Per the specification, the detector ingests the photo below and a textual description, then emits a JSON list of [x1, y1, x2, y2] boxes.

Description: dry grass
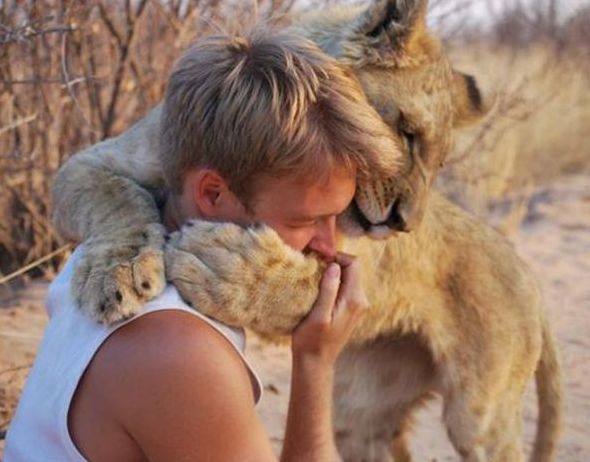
[[0, 0, 294, 284], [438, 41, 590, 231]]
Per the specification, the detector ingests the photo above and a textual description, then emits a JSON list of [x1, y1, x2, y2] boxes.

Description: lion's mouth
[[350, 199, 374, 232], [350, 198, 406, 233]]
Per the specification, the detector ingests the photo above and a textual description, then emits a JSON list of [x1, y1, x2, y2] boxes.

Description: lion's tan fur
[[335, 192, 559, 461], [52, 1, 562, 460]]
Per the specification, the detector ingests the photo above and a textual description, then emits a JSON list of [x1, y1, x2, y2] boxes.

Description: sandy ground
[[1, 175, 588, 460]]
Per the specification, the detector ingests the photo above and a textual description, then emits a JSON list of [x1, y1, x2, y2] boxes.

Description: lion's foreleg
[[52, 107, 168, 322], [54, 154, 167, 322], [443, 385, 526, 462], [333, 338, 435, 462]]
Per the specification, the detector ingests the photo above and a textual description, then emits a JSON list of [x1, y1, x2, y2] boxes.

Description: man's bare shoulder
[[93, 309, 255, 407], [70, 309, 273, 461]]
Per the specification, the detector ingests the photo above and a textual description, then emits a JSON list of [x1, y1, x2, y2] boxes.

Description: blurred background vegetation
[[0, 0, 589, 286]]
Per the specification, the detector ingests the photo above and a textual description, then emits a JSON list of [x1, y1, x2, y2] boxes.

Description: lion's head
[[295, 0, 492, 238]]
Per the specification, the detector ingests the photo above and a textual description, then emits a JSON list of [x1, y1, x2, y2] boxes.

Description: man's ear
[[452, 71, 495, 127], [192, 169, 229, 218]]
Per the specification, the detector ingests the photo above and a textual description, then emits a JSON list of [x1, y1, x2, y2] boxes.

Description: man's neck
[[162, 194, 191, 233]]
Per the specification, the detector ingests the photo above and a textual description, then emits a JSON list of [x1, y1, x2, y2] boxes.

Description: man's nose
[[307, 218, 337, 261]]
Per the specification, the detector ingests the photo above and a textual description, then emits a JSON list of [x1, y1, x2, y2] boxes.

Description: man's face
[[183, 165, 356, 261], [247, 167, 356, 261]]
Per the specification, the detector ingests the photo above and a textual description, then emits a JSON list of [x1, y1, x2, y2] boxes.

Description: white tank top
[[4, 246, 262, 461]]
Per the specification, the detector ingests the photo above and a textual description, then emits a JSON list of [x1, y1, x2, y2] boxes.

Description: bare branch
[[0, 114, 37, 137], [0, 245, 71, 286], [97, 3, 123, 48], [0, 23, 75, 46], [60, 32, 97, 133], [101, 0, 148, 137], [1, 76, 96, 85]]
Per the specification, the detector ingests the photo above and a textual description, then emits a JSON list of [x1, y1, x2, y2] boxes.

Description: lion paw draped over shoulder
[[165, 220, 323, 338], [71, 223, 167, 324]]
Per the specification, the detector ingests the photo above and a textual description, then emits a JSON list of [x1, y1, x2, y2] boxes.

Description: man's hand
[[282, 253, 368, 462], [292, 253, 369, 366]]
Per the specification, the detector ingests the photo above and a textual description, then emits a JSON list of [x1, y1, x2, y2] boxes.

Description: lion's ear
[[452, 71, 495, 127], [354, 0, 429, 50]]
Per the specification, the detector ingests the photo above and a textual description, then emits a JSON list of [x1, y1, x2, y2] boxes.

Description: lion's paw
[[165, 220, 323, 337], [72, 223, 166, 323]]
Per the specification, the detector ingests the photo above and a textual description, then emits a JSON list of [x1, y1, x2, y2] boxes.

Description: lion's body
[[51, 1, 562, 460], [333, 192, 561, 461]]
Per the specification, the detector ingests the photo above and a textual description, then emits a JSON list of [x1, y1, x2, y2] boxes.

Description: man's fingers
[[336, 256, 362, 302], [334, 252, 355, 268], [307, 263, 341, 323], [334, 257, 369, 319]]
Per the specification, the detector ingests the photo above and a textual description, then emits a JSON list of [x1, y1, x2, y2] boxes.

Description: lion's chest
[[334, 333, 439, 426], [341, 239, 445, 343]]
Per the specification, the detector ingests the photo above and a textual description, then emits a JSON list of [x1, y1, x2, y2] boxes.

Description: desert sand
[[1, 175, 588, 460]]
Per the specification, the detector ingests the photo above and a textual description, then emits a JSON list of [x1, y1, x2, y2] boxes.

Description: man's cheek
[[275, 227, 312, 253]]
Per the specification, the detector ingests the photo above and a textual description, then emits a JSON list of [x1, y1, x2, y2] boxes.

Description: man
[[6, 28, 398, 461]]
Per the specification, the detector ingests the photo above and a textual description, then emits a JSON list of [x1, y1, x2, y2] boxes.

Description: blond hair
[[160, 28, 399, 200]]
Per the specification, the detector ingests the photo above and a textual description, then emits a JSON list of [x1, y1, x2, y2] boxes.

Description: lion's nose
[[386, 198, 408, 232]]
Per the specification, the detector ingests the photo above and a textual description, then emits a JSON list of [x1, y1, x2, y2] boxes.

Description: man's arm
[[282, 256, 367, 461], [70, 257, 366, 461], [70, 310, 277, 461]]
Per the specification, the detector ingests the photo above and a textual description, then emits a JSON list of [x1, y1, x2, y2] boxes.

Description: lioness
[[52, 0, 563, 461]]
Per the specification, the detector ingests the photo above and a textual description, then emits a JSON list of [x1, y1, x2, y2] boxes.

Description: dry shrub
[[432, 0, 590, 232], [0, 0, 296, 284], [1, 0, 588, 280], [438, 41, 590, 231], [562, 6, 590, 64]]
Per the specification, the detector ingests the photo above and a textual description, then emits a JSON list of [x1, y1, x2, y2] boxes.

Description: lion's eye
[[397, 116, 417, 157], [400, 129, 416, 157]]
